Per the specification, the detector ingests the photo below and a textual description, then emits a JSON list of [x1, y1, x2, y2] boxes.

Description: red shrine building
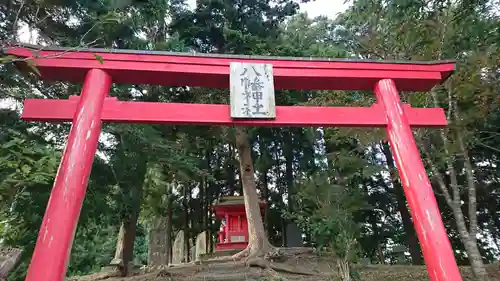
[[212, 196, 266, 251]]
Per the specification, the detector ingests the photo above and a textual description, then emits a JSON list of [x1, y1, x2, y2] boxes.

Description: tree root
[[264, 268, 290, 281], [67, 269, 121, 281], [246, 257, 315, 276], [231, 245, 315, 275], [230, 244, 316, 276], [0, 248, 22, 279], [231, 247, 250, 261]]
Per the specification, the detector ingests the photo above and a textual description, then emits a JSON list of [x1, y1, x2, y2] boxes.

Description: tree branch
[[424, 153, 454, 208], [454, 103, 478, 239], [430, 89, 461, 205]]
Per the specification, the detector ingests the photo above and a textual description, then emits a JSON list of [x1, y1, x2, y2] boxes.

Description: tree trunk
[[200, 175, 206, 228], [449, 198, 489, 279], [204, 147, 212, 253], [227, 145, 237, 195], [257, 139, 271, 235], [0, 248, 22, 279], [363, 182, 385, 264], [112, 177, 144, 276], [166, 197, 173, 264], [426, 148, 490, 281], [465, 237, 489, 280], [111, 134, 147, 276], [208, 206, 214, 253], [262, 170, 270, 235], [370, 217, 384, 264], [189, 196, 197, 255], [232, 127, 273, 261], [381, 141, 423, 265], [112, 212, 139, 276], [183, 186, 191, 263], [285, 131, 294, 213], [455, 129, 490, 280], [424, 90, 490, 281], [274, 147, 287, 246], [376, 245, 384, 264], [337, 259, 351, 281]]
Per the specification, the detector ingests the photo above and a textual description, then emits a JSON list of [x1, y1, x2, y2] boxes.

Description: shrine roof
[[213, 196, 266, 207], [5, 44, 456, 91], [5, 43, 456, 64]]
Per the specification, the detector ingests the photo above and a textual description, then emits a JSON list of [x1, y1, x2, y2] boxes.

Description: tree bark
[[208, 206, 214, 253], [455, 130, 490, 280], [110, 133, 147, 276], [227, 145, 237, 195], [112, 174, 144, 276], [204, 147, 212, 253], [425, 144, 490, 280], [0, 248, 22, 279], [370, 215, 384, 264], [258, 138, 271, 235], [232, 127, 274, 261], [112, 212, 139, 276], [285, 131, 294, 213], [262, 170, 270, 235], [166, 197, 173, 264], [183, 185, 191, 263], [423, 90, 490, 281], [431, 166, 490, 280], [200, 175, 206, 228], [274, 146, 287, 246], [381, 141, 423, 265]]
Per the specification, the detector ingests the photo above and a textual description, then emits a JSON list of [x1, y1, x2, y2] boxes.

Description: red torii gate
[[7, 44, 461, 281]]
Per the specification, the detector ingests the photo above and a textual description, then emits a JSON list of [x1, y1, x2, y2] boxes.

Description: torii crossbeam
[[6, 44, 461, 281]]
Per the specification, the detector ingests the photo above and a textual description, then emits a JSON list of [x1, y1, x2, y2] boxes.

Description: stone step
[[200, 249, 240, 259]]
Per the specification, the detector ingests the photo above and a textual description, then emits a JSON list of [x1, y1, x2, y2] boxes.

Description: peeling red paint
[[374, 79, 462, 281], [25, 69, 112, 281]]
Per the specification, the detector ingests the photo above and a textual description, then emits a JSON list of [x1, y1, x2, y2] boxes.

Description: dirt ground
[[69, 253, 500, 281]]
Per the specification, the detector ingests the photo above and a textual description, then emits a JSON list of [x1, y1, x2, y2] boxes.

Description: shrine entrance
[[7, 44, 460, 281]]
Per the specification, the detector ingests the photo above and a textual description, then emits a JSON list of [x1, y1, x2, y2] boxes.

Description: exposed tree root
[[67, 268, 121, 281], [264, 268, 290, 281], [231, 238, 274, 262], [231, 246, 250, 261], [154, 269, 172, 278], [0, 248, 22, 279], [247, 257, 315, 276], [230, 243, 316, 276]]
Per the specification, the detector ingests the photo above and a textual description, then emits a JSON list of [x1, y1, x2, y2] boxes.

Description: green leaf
[[93, 54, 104, 65], [100, 12, 120, 24], [25, 59, 40, 76], [21, 165, 31, 174], [0, 55, 18, 64]]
